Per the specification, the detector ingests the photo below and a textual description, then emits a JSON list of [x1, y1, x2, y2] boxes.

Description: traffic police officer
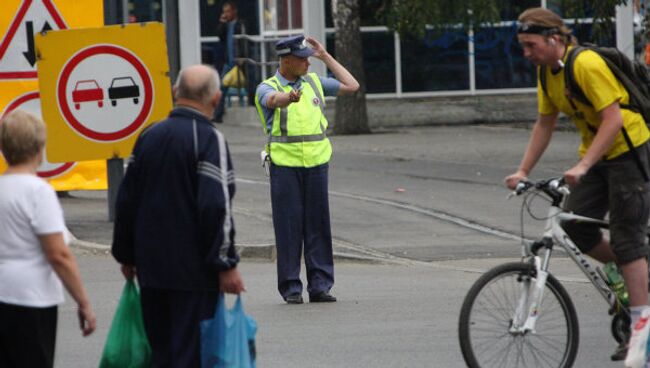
[[255, 35, 359, 304]]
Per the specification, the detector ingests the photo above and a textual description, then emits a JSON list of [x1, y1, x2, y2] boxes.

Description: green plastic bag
[[99, 280, 151, 368]]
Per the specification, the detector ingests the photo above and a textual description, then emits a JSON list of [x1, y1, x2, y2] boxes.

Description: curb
[[236, 243, 277, 260], [68, 230, 112, 254], [70, 236, 278, 261], [69, 231, 384, 263]]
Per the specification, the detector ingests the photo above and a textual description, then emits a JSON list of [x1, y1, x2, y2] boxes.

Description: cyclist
[[504, 7, 650, 362]]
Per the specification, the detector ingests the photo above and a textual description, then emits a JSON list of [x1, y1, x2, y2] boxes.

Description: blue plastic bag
[[201, 294, 257, 368]]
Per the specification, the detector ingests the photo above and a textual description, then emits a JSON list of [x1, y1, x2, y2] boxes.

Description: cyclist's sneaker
[[611, 342, 628, 361], [625, 308, 650, 367]]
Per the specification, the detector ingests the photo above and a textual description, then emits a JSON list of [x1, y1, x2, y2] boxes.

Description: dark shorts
[[562, 143, 650, 264]]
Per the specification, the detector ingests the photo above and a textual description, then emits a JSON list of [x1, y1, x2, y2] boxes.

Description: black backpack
[[540, 44, 650, 181]]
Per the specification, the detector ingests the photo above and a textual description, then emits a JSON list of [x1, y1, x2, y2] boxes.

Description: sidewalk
[[61, 108, 580, 263]]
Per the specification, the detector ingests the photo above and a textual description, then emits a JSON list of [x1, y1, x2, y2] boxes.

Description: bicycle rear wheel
[[458, 262, 579, 368]]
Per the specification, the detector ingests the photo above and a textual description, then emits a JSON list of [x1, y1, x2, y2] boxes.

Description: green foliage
[[379, 0, 631, 40], [377, 0, 504, 35], [550, 0, 628, 43]]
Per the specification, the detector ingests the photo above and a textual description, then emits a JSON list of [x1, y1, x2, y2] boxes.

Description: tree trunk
[[332, 0, 370, 135]]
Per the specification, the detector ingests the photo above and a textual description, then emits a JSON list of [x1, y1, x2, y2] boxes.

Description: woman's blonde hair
[[518, 7, 578, 46], [0, 110, 46, 165]]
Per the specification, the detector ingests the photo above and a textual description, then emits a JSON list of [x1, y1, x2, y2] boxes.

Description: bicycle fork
[[510, 254, 549, 335]]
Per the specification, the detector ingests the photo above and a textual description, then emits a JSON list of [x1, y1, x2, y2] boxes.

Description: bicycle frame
[[510, 202, 625, 334]]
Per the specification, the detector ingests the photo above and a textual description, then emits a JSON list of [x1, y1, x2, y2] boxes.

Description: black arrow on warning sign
[[22, 21, 52, 67], [23, 21, 36, 66]]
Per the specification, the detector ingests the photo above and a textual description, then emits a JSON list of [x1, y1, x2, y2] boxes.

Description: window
[[474, 25, 536, 89], [195, 0, 629, 98], [546, 1, 611, 18], [401, 30, 470, 92], [200, 0, 259, 37], [362, 32, 396, 93], [263, 0, 302, 32], [326, 31, 395, 93], [128, 0, 162, 23], [325, 0, 384, 28], [498, 0, 541, 21], [572, 22, 616, 46]]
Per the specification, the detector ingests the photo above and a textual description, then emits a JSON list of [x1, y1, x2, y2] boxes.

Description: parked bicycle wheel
[[458, 262, 579, 368]]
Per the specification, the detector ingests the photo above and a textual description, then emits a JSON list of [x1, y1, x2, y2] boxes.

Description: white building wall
[[302, 0, 326, 76]]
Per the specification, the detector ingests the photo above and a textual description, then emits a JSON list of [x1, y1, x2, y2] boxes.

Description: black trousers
[[140, 287, 219, 368], [0, 302, 58, 368]]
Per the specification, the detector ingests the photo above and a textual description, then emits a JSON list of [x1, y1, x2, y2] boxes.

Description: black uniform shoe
[[285, 294, 303, 304], [309, 292, 337, 303]]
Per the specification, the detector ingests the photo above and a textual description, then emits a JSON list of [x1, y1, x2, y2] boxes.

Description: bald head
[[174, 64, 221, 106]]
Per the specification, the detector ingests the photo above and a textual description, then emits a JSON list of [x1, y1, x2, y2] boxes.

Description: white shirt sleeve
[[30, 183, 66, 236]]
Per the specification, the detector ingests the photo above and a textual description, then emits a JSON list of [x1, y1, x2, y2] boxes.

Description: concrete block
[[237, 243, 276, 260]]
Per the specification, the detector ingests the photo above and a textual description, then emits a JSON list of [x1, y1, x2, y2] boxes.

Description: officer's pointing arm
[[267, 89, 300, 109], [305, 36, 359, 95]]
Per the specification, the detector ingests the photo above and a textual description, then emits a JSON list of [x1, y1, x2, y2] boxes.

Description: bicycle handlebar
[[510, 177, 570, 201]]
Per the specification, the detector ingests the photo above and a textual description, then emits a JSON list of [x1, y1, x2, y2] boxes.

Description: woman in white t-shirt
[[0, 110, 96, 367]]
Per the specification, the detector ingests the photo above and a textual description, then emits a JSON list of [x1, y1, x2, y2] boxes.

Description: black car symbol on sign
[[108, 76, 140, 107]]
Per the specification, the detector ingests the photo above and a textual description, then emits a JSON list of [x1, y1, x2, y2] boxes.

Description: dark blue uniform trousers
[[140, 287, 219, 368], [270, 163, 334, 298]]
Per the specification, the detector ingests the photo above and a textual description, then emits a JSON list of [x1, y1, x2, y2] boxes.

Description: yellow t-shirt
[[537, 47, 649, 159]]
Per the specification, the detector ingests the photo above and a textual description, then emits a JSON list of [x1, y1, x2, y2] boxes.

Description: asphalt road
[[56, 252, 615, 368], [56, 121, 625, 367]]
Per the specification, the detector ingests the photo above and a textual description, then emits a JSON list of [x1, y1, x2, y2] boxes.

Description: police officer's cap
[[275, 35, 314, 58]]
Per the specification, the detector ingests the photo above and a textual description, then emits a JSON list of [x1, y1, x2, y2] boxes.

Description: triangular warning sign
[[0, 0, 67, 80]]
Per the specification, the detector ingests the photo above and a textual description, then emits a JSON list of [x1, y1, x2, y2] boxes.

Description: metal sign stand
[[107, 157, 124, 222]]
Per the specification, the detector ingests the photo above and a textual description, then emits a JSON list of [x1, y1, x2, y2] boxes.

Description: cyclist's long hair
[[518, 7, 578, 46]]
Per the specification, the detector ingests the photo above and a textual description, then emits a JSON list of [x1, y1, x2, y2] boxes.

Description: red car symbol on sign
[[72, 80, 104, 110]]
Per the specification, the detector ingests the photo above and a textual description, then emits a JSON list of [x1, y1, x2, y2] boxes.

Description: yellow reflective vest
[[255, 72, 332, 168]]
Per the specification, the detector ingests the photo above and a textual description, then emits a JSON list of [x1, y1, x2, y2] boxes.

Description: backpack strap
[[564, 46, 649, 182], [564, 46, 590, 107], [539, 65, 548, 97], [565, 46, 641, 114], [620, 127, 649, 181]]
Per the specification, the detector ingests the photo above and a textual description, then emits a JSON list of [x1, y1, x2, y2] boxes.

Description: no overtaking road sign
[[36, 22, 172, 162]]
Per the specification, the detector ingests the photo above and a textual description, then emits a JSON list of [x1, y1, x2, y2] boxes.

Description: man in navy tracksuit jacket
[[112, 64, 245, 367]]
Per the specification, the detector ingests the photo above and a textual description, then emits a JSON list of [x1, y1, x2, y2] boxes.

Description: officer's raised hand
[[305, 36, 327, 59]]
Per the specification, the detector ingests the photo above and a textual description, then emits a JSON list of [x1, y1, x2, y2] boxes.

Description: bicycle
[[458, 177, 632, 368]]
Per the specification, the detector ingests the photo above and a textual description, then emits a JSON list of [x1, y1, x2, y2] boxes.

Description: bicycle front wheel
[[458, 262, 579, 368]]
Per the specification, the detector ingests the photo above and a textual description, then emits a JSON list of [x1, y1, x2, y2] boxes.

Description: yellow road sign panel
[[36, 22, 172, 162], [0, 80, 107, 190], [0, 0, 103, 79], [0, 0, 107, 190]]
